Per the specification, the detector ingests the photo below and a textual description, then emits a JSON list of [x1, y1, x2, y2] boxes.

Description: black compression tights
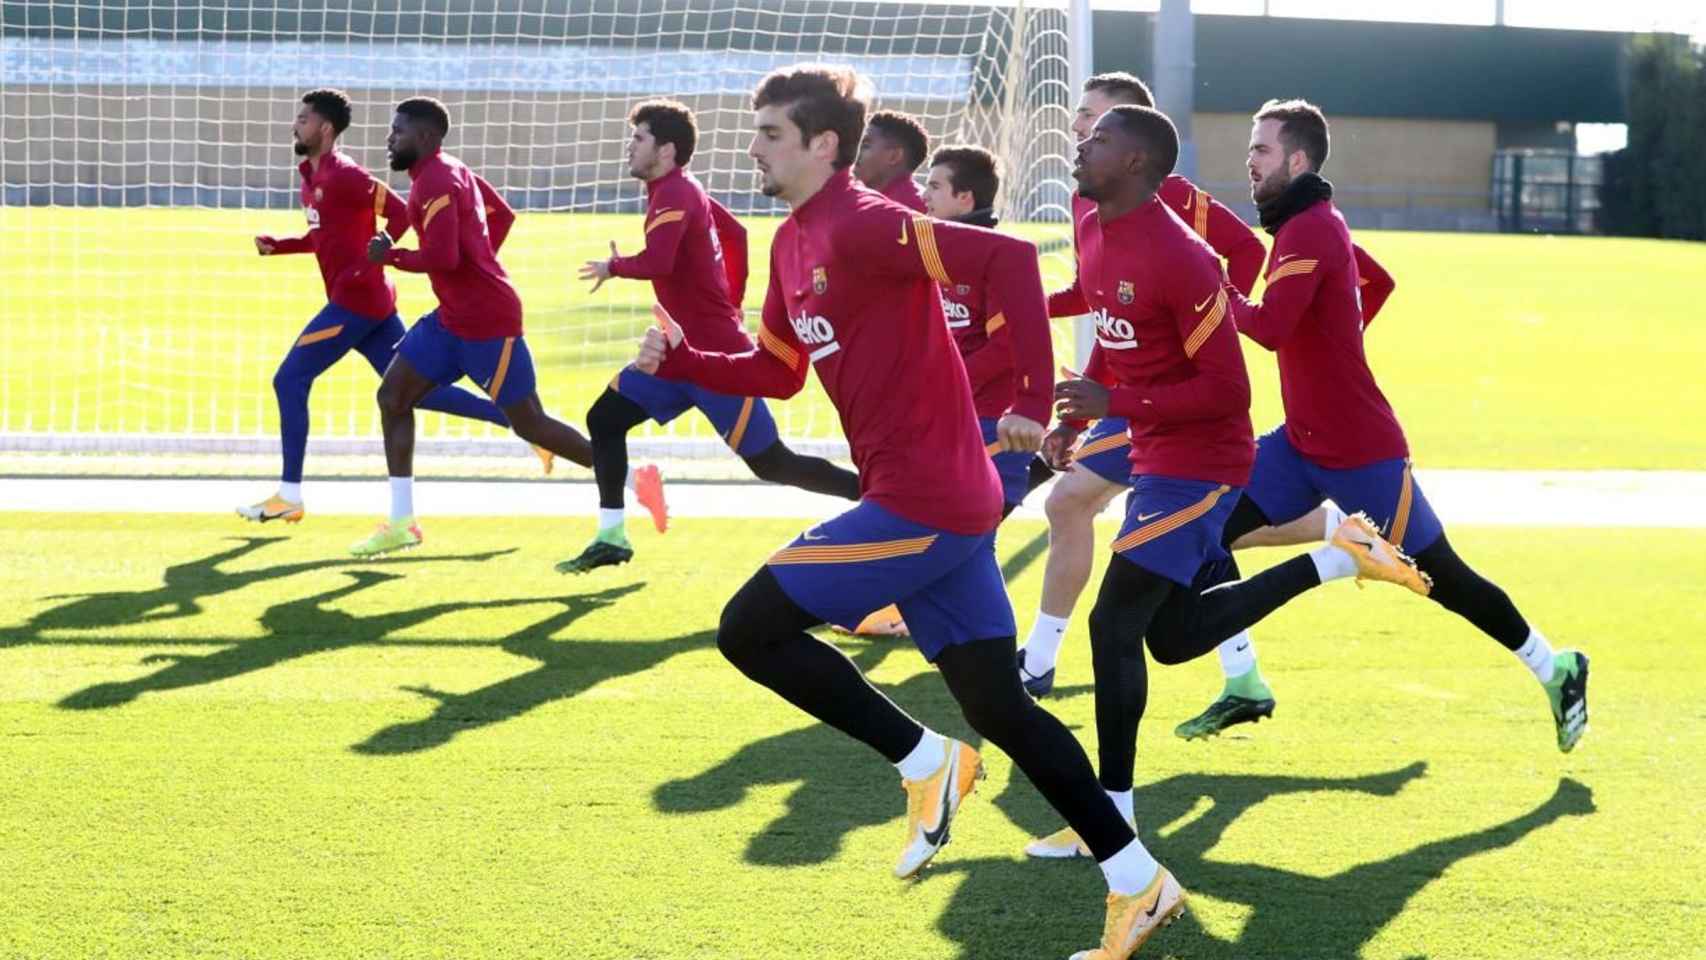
[[718, 567, 1136, 860]]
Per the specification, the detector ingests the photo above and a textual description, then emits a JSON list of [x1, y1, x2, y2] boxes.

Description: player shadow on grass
[[926, 765, 1595, 960], [1, 535, 514, 647], [55, 572, 644, 713]]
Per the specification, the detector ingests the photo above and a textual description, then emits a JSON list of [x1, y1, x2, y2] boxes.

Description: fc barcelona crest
[[812, 266, 829, 295], [1117, 280, 1135, 304], [955, 284, 971, 296], [313, 187, 324, 203]]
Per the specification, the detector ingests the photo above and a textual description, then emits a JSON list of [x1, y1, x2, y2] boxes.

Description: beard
[[757, 169, 782, 197], [1252, 167, 1290, 204], [388, 147, 416, 172], [292, 140, 309, 156]]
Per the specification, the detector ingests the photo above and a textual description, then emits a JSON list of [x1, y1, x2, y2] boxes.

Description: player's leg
[[1176, 427, 1324, 738], [1016, 417, 1133, 696], [350, 315, 448, 557], [478, 336, 594, 470], [723, 502, 977, 879], [1340, 462, 1590, 752], [353, 312, 518, 436], [559, 369, 684, 573], [239, 304, 364, 523], [718, 388, 859, 502], [910, 552, 1184, 954], [1229, 504, 1342, 549]]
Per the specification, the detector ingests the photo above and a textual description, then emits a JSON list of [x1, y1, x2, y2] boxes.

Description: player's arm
[[256, 232, 312, 255], [958, 313, 1014, 391], [1224, 220, 1330, 351], [1199, 193, 1266, 296], [607, 180, 693, 281], [1353, 243, 1394, 327], [854, 210, 1053, 427], [649, 252, 808, 400], [383, 175, 462, 273], [1046, 269, 1090, 318], [474, 174, 516, 254], [1107, 253, 1249, 425], [708, 197, 750, 308]]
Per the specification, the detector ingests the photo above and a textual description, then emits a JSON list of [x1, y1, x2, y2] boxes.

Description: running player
[[563, 99, 860, 574], [639, 65, 1186, 960], [853, 109, 929, 211], [349, 97, 598, 558], [1191, 99, 1589, 751], [240, 89, 518, 525]]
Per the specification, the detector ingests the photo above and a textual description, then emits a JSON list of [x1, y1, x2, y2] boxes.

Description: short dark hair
[[395, 96, 451, 138], [1103, 105, 1179, 184], [300, 88, 352, 135], [1083, 71, 1155, 108], [867, 110, 930, 172], [751, 64, 869, 169], [629, 99, 698, 166], [929, 145, 1000, 210], [1254, 98, 1330, 171]]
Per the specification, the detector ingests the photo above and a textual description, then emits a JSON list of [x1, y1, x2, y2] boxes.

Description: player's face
[[387, 114, 422, 172], [627, 123, 662, 180], [292, 104, 329, 157], [1248, 118, 1294, 204], [1072, 114, 1134, 202], [853, 127, 895, 189], [1071, 89, 1119, 142], [750, 104, 829, 201], [923, 163, 973, 219]]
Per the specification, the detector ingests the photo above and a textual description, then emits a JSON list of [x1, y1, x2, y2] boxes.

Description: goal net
[[0, 0, 1078, 469]]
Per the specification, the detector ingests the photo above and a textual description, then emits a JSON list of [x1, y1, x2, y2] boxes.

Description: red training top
[[384, 149, 522, 339], [262, 149, 409, 320]]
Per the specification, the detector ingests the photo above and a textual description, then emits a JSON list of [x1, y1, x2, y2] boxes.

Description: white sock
[[388, 476, 414, 523], [277, 481, 302, 503], [1322, 502, 1346, 540], [1516, 629, 1556, 684], [1023, 612, 1071, 674], [1105, 788, 1135, 825], [623, 467, 638, 492], [597, 507, 626, 532], [895, 731, 947, 782], [1099, 836, 1160, 896], [1217, 631, 1257, 679], [1309, 545, 1357, 583]]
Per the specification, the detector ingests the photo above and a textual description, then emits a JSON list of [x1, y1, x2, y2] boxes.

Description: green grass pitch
[[4, 206, 1704, 469], [2, 512, 1702, 958]]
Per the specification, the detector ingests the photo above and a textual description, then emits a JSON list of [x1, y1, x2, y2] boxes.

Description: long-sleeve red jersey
[[384, 149, 522, 339], [1057, 196, 1254, 487], [1227, 199, 1408, 469], [657, 169, 1053, 535], [939, 212, 1015, 419], [609, 166, 753, 353], [263, 150, 409, 320]]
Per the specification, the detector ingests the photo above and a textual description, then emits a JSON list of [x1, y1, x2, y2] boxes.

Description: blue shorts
[[614, 366, 779, 458], [396, 310, 536, 409], [767, 500, 1015, 662], [979, 417, 1033, 508], [1074, 417, 1134, 486], [1244, 426, 1443, 555], [1111, 476, 1241, 586]]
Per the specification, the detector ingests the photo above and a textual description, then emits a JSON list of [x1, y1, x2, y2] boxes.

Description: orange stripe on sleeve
[[373, 182, 389, 218], [1192, 190, 1210, 239], [912, 216, 952, 285], [985, 312, 1006, 335], [1265, 259, 1319, 284], [758, 325, 801, 369], [420, 194, 452, 232], [646, 210, 687, 234], [1182, 288, 1228, 358]]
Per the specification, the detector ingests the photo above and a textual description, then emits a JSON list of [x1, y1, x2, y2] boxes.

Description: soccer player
[[1020, 104, 1425, 871], [1015, 71, 1323, 701], [350, 97, 597, 557], [922, 144, 1034, 518], [1196, 99, 1589, 751], [240, 89, 518, 525], [563, 99, 860, 574], [853, 109, 929, 211], [637, 65, 1185, 960]]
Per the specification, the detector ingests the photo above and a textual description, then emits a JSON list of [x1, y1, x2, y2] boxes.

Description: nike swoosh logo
[[1193, 291, 1217, 312], [1275, 253, 1298, 264], [1137, 511, 1163, 522], [1143, 889, 1164, 919], [897, 221, 909, 246], [802, 530, 828, 541], [1234, 643, 1249, 652], [920, 761, 955, 847]]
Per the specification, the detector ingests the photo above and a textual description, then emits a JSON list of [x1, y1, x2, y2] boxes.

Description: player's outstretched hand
[[1054, 366, 1110, 421], [996, 413, 1045, 453], [254, 236, 276, 256], [579, 241, 618, 293], [366, 233, 393, 263], [1041, 425, 1080, 471]]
